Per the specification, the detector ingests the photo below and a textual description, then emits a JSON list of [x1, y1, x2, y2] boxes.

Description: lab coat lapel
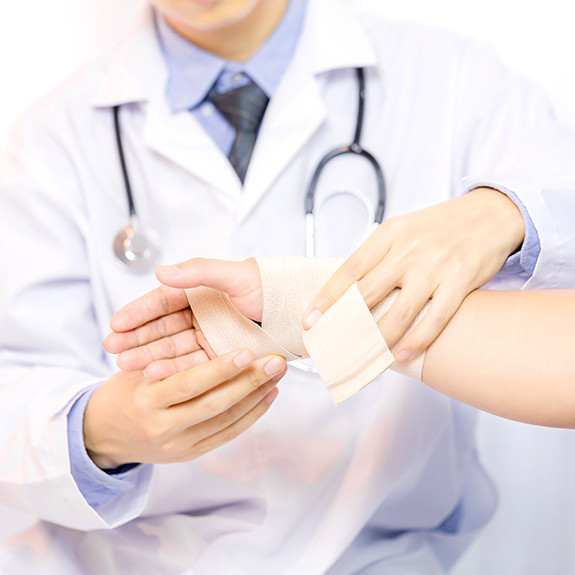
[[237, 0, 378, 224], [143, 99, 242, 199], [92, 5, 242, 200], [238, 56, 327, 223]]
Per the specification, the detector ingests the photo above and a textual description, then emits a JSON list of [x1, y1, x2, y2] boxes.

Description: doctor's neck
[[154, 0, 290, 62]]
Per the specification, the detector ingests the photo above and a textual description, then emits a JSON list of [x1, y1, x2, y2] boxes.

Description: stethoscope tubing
[[113, 105, 137, 218], [305, 67, 386, 257], [113, 67, 386, 268]]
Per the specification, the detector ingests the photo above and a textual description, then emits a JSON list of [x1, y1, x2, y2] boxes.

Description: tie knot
[[207, 81, 269, 134]]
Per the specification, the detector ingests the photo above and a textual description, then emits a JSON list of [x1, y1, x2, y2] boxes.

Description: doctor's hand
[[303, 188, 525, 364], [105, 259, 263, 380], [83, 350, 285, 469]]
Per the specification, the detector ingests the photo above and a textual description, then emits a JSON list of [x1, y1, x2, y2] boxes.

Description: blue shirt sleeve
[[463, 183, 541, 279], [492, 187, 541, 278], [67, 387, 149, 510]]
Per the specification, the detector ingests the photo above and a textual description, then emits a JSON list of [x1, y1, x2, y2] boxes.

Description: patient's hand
[[105, 258, 263, 380]]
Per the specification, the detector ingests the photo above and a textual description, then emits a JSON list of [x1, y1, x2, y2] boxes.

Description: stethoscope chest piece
[[113, 215, 161, 273]]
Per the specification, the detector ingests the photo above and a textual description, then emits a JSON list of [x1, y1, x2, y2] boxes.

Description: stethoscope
[[112, 67, 386, 272], [112, 106, 161, 272], [305, 67, 386, 256]]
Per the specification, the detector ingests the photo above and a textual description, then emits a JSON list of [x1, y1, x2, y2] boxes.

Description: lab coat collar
[[91, 7, 164, 107], [90, 0, 378, 210], [92, 6, 242, 197]]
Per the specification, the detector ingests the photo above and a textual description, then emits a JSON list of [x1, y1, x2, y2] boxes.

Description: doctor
[[1, 0, 575, 574]]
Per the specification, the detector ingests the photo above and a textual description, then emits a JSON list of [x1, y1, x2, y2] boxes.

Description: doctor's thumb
[[156, 263, 198, 288]]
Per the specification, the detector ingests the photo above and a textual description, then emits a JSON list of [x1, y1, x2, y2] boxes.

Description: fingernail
[[395, 350, 412, 363], [265, 387, 279, 404], [264, 357, 285, 376], [143, 368, 157, 380], [303, 309, 322, 330], [234, 350, 255, 368], [156, 264, 180, 277]]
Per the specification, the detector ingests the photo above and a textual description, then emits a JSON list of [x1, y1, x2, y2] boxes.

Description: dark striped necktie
[[207, 80, 269, 183]]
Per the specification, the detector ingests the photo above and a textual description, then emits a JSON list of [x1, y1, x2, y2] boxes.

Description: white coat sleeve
[[0, 111, 152, 531], [452, 41, 575, 290]]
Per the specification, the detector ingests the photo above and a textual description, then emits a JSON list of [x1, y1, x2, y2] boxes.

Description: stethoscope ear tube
[[113, 106, 136, 218]]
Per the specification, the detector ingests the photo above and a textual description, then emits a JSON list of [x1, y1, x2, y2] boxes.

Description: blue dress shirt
[[157, 0, 306, 156], [68, 0, 540, 511]]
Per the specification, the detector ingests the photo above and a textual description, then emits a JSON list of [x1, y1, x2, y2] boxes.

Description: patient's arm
[[107, 258, 575, 428], [423, 288, 575, 428]]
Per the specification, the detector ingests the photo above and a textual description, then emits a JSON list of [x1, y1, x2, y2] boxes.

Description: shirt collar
[[156, 0, 308, 113], [91, 0, 378, 109]]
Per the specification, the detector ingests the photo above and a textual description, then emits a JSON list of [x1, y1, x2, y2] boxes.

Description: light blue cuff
[[67, 387, 149, 510], [467, 184, 541, 278]]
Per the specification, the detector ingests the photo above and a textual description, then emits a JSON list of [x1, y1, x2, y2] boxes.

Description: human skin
[[106, 258, 575, 429], [85, 349, 286, 468], [147, 0, 290, 61], [301, 188, 524, 365], [89, 3, 525, 467], [422, 288, 575, 428]]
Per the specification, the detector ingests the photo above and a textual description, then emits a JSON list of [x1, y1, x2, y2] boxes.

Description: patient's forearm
[[423, 289, 575, 428]]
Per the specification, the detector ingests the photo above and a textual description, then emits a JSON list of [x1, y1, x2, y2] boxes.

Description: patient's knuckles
[[357, 276, 377, 304], [341, 258, 365, 283], [428, 305, 450, 328], [391, 300, 415, 324]]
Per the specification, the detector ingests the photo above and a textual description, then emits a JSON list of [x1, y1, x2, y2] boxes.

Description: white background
[[1, 1, 575, 573]]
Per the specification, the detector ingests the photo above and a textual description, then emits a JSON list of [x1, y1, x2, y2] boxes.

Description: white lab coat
[[1, 0, 574, 573]]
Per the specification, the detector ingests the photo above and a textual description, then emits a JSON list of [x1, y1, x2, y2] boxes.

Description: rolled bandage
[[186, 258, 429, 405]]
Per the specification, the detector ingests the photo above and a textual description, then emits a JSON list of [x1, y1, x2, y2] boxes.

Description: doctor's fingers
[[184, 384, 280, 461], [393, 282, 471, 363], [154, 351, 286, 409], [142, 320, 217, 379], [115, 328, 202, 372], [110, 285, 190, 333], [104, 308, 193, 354], [375, 284, 434, 351], [142, 350, 211, 381], [302, 230, 393, 329]]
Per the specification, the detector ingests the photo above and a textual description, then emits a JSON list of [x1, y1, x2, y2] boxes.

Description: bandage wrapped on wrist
[[186, 258, 428, 405]]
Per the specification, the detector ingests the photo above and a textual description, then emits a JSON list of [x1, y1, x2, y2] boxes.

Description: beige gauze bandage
[[186, 258, 429, 405]]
